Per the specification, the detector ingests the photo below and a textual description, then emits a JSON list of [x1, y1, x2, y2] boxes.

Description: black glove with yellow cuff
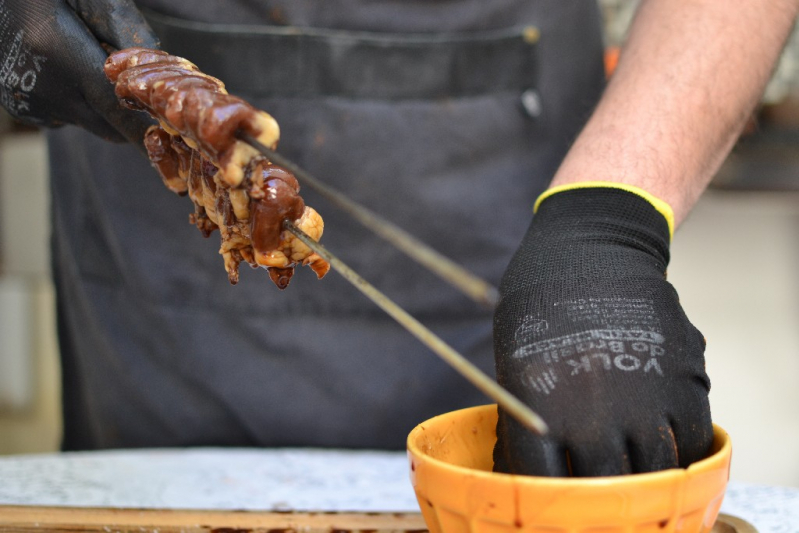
[[493, 182, 713, 477]]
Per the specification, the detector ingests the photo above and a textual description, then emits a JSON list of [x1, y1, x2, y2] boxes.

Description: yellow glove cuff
[[533, 181, 675, 240]]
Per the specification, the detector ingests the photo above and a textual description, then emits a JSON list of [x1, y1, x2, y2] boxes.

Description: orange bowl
[[407, 405, 731, 533]]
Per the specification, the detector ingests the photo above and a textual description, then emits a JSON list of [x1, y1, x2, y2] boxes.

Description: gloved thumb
[[66, 0, 159, 145], [67, 0, 160, 50]]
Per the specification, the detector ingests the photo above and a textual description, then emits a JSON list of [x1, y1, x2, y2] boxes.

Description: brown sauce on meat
[[104, 47, 177, 82], [268, 267, 294, 289], [143, 126, 188, 195], [110, 54, 258, 159], [249, 165, 304, 253], [143, 127, 177, 176]]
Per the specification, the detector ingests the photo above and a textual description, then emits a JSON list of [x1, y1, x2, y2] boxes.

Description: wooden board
[[0, 506, 428, 533], [0, 508, 755, 533]]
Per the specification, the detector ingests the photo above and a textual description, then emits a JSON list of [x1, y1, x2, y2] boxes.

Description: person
[[1, 0, 796, 477]]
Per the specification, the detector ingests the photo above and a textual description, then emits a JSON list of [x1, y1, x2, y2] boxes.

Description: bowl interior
[[409, 404, 729, 477]]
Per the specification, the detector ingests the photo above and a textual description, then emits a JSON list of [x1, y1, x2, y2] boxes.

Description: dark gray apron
[[49, 1, 605, 450]]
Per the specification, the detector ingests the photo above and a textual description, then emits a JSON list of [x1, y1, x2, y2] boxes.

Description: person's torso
[[52, 0, 606, 449]]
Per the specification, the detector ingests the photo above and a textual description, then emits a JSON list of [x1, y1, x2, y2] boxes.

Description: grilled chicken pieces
[[105, 48, 329, 288]]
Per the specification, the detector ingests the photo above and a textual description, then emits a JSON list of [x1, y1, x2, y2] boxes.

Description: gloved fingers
[[67, 88, 152, 144], [493, 411, 569, 477], [566, 434, 631, 477], [669, 323, 713, 468], [97, 101, 155, 145], [62, 95, 128, 142], [13, 3, 126, 137], [494, 437, 570, 477], [66, 0, 160, 50], [50, 5, 154, 144], [627, 422, 680, 473], [671, 399, 714, 468], [81, 60, 155, 144]]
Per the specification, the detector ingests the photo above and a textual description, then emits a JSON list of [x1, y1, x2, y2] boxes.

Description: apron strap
[[143, 9, 538, 100]]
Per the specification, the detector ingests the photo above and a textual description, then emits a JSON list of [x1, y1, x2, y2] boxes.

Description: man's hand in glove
[[0, 0, 158, 143], [493, 183, 713, 477]]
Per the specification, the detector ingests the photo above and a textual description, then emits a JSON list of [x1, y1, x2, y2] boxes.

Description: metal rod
[[241, 133, 499, 308], [284, 220, 548, 436]]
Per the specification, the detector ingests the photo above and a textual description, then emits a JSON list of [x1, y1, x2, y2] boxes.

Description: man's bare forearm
[[549, 0, 799, 226]]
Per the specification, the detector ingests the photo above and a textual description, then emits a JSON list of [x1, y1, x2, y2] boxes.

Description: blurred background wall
[[0, 1, 797, 488]]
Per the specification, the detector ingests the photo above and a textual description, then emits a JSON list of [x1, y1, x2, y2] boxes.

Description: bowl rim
[[407, 404, 731, 486]]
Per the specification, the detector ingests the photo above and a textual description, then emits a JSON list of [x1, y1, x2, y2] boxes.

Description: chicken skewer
[[106, 47, 330, 288], [284, 220, 547, 435]]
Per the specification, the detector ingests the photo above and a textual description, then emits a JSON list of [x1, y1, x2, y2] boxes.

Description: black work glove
[[0, 0, 158, 143], [493, 184, 712, 477]]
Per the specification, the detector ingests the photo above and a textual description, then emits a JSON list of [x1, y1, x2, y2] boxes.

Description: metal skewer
[[240, 133, 499, 308], [284, 220, 548, 436]]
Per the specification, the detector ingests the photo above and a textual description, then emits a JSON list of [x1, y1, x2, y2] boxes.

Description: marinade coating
[[105, 48, 279, 188], [110, 48, 329, 289]]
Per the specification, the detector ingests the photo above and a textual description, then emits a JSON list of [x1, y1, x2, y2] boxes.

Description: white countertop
[[0, 449, 796, 531]]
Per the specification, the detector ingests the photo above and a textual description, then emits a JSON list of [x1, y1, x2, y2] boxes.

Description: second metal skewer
[[240, 133, 499, 308], [284, 220, 548, 436]]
